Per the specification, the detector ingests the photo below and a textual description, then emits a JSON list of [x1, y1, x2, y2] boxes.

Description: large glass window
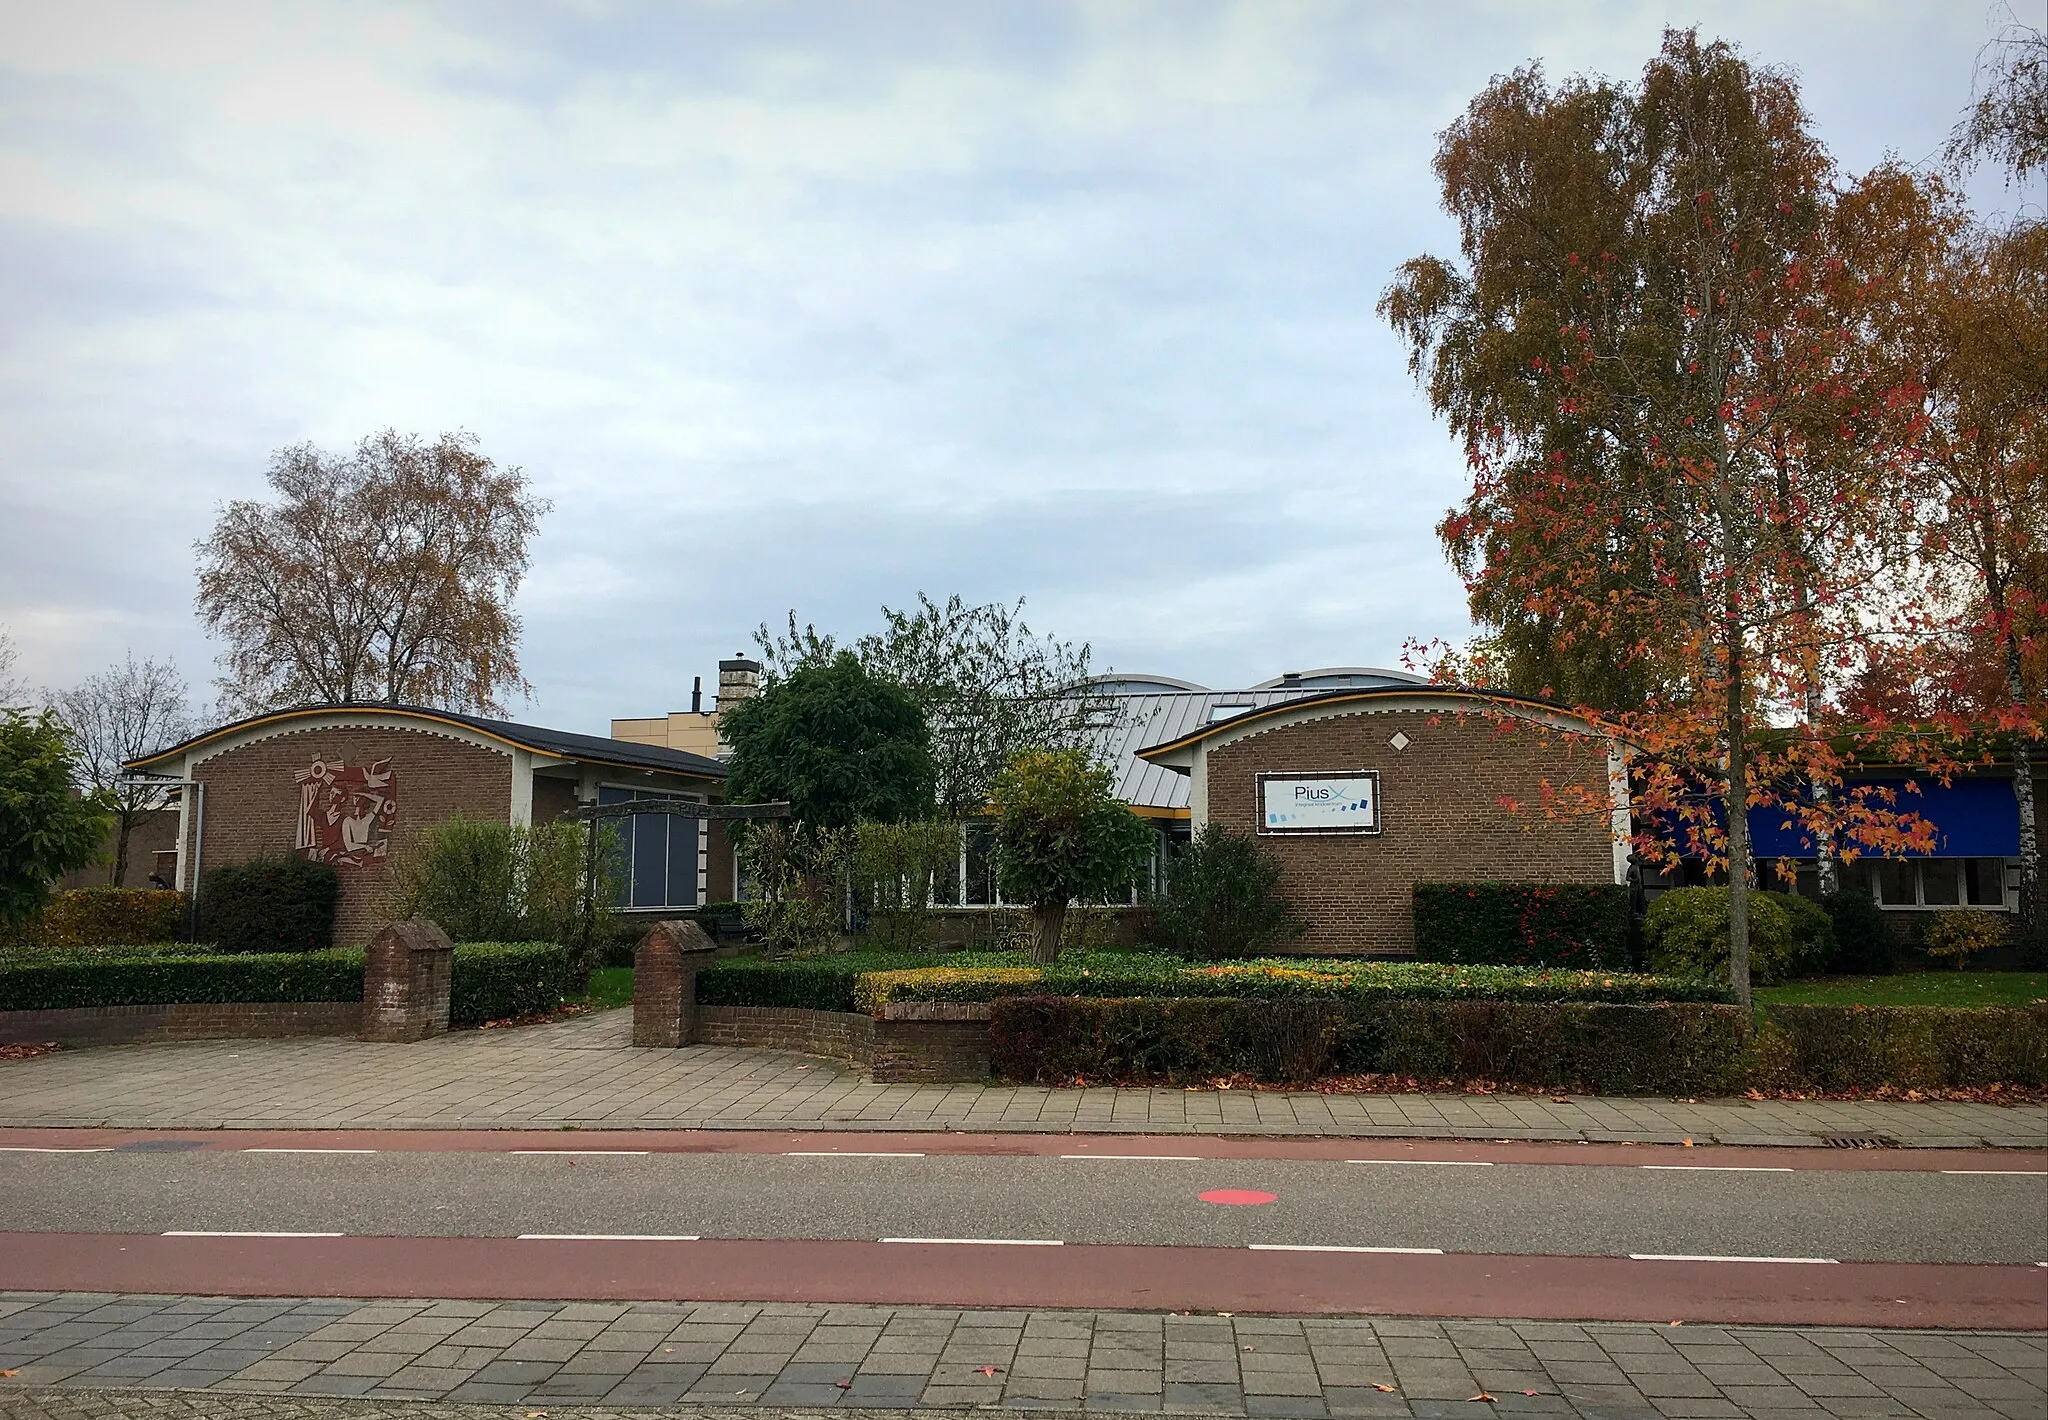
[[1964, 858, 2009, 908], [1919, 859, 1961, 906], [600, 786, 701, 909]]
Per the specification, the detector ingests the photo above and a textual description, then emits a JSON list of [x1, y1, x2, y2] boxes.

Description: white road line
[[880, 1229, 1064, 1237], [1347, 1159, 1494, 1166], [784, 1151, 926, 1158], [0, 1146, 113, 1152], [1629, 1253, 1837, 1264], [1942, 1169, 2048, 1176], [509, 1149, 652, 1156], [242, 1148, 378, 1154], [1641, 1165, 1794, 1172], [1059, 1154, 1201, 1161], [1248, 1244, 1445, 1255], [517, 1233, 700, 1241], [163, 1231, 344, 1238]]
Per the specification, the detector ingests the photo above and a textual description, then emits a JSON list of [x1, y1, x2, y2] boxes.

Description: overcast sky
[[0, 1, 2031, 732]]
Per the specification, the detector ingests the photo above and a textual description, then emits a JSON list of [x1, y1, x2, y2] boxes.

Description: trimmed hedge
[[1755, 1005, 2048, 1091], [850, 959, 1730, 1011], [1412, 882, 1632, 969], [0, 939, 576, 1025], [449, 941, 576, 1027], [0, 948, 366, 1011], [201, 856, 339, 954], [988, 995, 1750, 1094], [697, 951, 1022, 1013], [0, 888, 188, 951]]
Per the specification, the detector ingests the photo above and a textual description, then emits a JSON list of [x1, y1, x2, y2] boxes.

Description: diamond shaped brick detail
[[1388, 732, 1411, 751]]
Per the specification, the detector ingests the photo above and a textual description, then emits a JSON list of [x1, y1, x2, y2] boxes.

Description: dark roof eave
[[124, 703, 728, 780]]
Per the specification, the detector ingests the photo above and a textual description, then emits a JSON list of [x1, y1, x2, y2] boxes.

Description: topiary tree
[[723, 652, 935, 830], [990, 749, 1154, 964], [1148, 824, 1304, 960], [200, 855, 339, 953], [0, 709, 111, 930]]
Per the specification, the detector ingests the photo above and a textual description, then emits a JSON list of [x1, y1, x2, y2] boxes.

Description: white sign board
[[1258, 772, 1380, 835]]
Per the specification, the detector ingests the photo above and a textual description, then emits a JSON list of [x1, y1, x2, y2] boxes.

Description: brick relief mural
[[294, 757, 398, 867]]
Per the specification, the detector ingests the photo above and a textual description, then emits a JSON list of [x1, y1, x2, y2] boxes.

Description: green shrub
[[1766, 891, 1836, 979], [449, 941, 576, 1026], [1754, 1005, 2048, 1090], [987, 995, 1750, 1094], [853, 967, 1042, 1014], [201, 856, 339, 954], [0, 948, 365, 1011], [1644, 886, 1803, 984], [851, 820, 961, 950], [1412, 882, 1631, 969], [1147, 825, 1304, 960], [389, 816, 617, 969], [1921, 910, 2007, 970], [1, 888, 187, 951], [1822, 888, 1896, 973]]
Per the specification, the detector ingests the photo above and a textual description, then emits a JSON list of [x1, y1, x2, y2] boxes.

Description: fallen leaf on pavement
[[976, 1366, 1002, 1377], [0, 1370, 19, 1379], [1372, 1384, 1396, 1393], [1470, 1394, 1497, 1403], [835, 1381, 852, 1389]]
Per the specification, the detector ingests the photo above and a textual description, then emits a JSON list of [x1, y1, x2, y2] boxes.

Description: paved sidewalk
[[3, 1292, 2044, 1419], [1, 1010, 2041, 1147]]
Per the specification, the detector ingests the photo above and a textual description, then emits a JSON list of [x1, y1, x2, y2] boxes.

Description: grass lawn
[[1757, 972, 2048, 1008], [580, 967, 635, 1010]]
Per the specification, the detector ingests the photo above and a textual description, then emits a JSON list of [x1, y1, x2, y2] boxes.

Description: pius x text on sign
[[1257, 770, 1381, 835]]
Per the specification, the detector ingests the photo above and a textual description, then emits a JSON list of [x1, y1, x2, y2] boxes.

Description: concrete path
[[1, 1010, 2041, 1147], [4, 1292, 2044, 1418]]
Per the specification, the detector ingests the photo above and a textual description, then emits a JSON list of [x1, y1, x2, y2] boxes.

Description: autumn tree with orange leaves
[[196, 431, 549, 717], [1382, 30, 1952, 1005]]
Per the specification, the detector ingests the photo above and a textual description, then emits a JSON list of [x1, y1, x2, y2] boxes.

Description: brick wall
[[0, 1001, 361, 1048], [1205, 708, 1613, 955], [532, 776, 580, 824], [191, 726, 513, 948], [696, 1005, 875, 1062]]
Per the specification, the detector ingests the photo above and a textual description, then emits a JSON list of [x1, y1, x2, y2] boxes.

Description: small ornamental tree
[[723, 652, 935, 830], [990, 749, 1154, 964], [0, 709, 113, 928]]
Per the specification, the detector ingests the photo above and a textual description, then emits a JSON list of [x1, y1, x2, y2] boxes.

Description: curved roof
[[1135, 685, 1601, 764], [1071, 673, 1211, 695], [127, 703, 729, 780], [1248, 666, 1427, 691]]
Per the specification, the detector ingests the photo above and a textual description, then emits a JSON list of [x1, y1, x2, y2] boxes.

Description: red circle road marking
[[1199, 1188, 1277, 1205]]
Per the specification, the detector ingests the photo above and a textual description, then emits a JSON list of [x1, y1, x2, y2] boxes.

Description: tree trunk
[[1031, 900, 1068, 965], [2006, 628, 2040, 931], [111, 808, 134, 888], [1723, 560, 1753, 1009]]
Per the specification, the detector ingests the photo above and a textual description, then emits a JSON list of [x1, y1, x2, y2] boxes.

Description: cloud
[[0, 0, 2018, 725]]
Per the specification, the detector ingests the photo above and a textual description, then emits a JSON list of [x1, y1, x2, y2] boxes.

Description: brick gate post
[[359, 919, 455, 1043], [632, 918, 721, 1047]]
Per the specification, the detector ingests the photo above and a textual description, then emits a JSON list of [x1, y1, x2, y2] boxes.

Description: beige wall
[[611, 712, 722, 760]]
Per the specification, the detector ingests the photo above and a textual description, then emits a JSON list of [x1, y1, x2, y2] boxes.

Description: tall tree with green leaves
[[0, 709, 112, 928], [755, 594, 1105, 816], [723, 652, 935, 830]]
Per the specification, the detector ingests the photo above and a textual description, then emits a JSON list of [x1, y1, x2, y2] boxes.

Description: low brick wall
[[697, 1005, 875, 1062], [691, 1003, 990, 1082], [0, 1000, 362, 1048]]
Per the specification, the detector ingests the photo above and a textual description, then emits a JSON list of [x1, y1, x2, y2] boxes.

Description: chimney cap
[[718, 657, 763, 673]]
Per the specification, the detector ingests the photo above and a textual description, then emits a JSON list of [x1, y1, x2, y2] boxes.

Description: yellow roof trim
[[1134, 686, 1599, 762]]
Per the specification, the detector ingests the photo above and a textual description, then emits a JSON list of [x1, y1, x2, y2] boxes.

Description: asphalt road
[[4, 1147, 2043, 1264]]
